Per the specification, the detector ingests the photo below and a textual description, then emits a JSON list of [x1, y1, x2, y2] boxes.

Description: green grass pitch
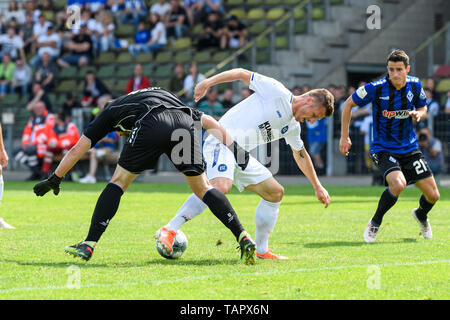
[[0, 181, 448, 299]]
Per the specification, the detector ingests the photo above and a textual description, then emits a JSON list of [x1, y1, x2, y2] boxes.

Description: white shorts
[[203, 137, 273, 192]]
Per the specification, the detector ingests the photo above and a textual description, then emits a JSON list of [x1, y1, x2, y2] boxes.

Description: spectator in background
[[58, 23, 93, 68], [129, 13, 166, 57], [122, 0, 147, 27], [223, 15, 247, 49], [26, 81, 53, 112], [165, 0, 189, 40], [183, 61, 205, 102], [82, 71, 110, 108], [169, 63, 185, 94], [183, 0, 202, 27], [30, 23, 60, 67], [424, 87, 440, 117], [32, 14, 51, 40], [34, 51, 56, 92], [24, 0, 42, 23], [79, 95, 119, 184], [125, 63, 151, 94], [221, 87, 234, 109], [19, 12, 35, 54], [0, 53, 16, 99], [292, 86, 302, 96], [15, 101, 55, 180], [5, 0, 26, 24], [197, 87, 224, 118], [0, 26, 25, 61], [418, 127, 444, 177], [426, 78, 439, 102], [42, 112, 80, 176], [106, 0, 124, 22], [85, 0, 107, 14], [91, 11, 115, 54], [151, 0, 171, 20], [12, 59, 32, 95], [128, 20, 150, 57], [196, 11, 224, 50], [197, 0, 223, 22], [306, 117, 327, 175], [63, 92, 81, 119]]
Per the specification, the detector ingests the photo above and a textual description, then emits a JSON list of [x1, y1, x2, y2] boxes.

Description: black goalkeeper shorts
[[118, 107, 205, 176], [370, 149, 432, 186]]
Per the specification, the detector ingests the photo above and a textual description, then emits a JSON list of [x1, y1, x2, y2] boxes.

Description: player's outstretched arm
[[201, 114, 249, 170], [194, 68, 252, 102], [291, 146, 330, 208], [409, 106, 427, 122], [33, 135, 91, 196], [339, 95, 357, 156]]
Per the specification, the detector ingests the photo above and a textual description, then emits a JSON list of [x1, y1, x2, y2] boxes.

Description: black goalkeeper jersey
[[83, 87, 203, 146]]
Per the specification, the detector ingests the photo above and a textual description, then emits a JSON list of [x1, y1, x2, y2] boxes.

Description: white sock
[[254, 199, 281, 254], [165, 193, 208, 231], [0, 174, 3, 204]]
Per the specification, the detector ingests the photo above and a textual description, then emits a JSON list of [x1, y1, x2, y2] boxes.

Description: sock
[[415, 195, 434, 222], [254, 199, 280, 254], [201, 188, 245, 241], [165, 193, 207, 231], [0, 174, 3, 203], [371, 188, 398, 226], [85, 183, 124, 242]]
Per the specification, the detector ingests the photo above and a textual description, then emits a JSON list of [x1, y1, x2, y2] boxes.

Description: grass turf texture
[[0, 181, 448, 300]]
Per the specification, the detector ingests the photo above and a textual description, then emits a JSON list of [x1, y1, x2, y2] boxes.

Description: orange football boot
[[256, 249, 289, 260]]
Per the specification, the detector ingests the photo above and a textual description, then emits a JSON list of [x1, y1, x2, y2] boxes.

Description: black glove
[[227, 142, 249, 171], [33, 173, 62, 196]]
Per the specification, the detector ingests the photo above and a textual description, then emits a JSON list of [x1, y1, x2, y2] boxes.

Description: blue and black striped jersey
[[352, 75, 427, 154]]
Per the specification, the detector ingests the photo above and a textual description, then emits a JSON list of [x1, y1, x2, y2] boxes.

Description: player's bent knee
[[211, 179, 232, 194], [426, 190, 440, 203], [389, 178, 406, 196], [265, 185, 284, 203]]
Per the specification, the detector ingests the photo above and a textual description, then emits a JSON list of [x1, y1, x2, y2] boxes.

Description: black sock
[[371, 188, 398, 226], [85, 183, 124, 242], [202, 188, 245, 241], [415, 195, 434, 222]]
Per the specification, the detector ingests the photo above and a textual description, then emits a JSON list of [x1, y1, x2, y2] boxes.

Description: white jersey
[[212, 72, 304, 151]]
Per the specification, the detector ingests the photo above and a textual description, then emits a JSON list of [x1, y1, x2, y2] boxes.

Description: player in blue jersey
[[339, 49, 440, 242]]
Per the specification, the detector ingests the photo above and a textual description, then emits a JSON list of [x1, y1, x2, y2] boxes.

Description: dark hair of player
[[305, 88, 335, 117], [387, 49, 409, 68]]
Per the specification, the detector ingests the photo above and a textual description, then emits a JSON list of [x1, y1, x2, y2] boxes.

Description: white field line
[[0, 259, 449, 294]]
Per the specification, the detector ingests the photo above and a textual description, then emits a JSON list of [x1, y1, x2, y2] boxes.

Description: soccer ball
[[156, 230, 188, 259]]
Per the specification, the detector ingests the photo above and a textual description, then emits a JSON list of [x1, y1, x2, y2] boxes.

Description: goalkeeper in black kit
[[33, 87, 257, 264]]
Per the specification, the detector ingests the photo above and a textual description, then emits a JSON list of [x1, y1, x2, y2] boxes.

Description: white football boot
[[411, 209, 432, 239], [0, 217, 15, 229], [363, 219, 379, 243], [79, 175, 96, 184]]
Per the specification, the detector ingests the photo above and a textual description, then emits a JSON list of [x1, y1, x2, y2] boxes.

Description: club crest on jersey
[[356, 86, 368, 99], [218, 164, 227, 172], [382, 110, 409, 119], [407, 90, 414, 102]]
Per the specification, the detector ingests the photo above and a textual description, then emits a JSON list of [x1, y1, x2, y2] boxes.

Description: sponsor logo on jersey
[[356, 86, 368, 99], [281, 126, 289, 134], [380, 96, 390, 101], [218, 164, 227, 172], [382, 110, 410, 119], [258, 121, 273, 142], [407, 90, 414, 102]]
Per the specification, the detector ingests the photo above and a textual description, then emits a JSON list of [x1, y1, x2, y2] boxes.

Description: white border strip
[[1, 259, 449, 294]]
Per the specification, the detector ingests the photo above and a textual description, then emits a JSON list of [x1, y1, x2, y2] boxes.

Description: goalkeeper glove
[[33, 173, 62, 196]]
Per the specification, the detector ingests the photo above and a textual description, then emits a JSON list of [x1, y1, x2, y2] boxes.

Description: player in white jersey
[[157, 68, 334, 259]]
